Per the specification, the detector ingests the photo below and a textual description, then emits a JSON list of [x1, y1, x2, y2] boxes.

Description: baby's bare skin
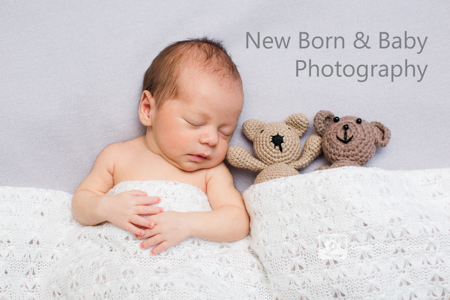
[[72, 64, 248, 255], [113, 136, 210, 191]]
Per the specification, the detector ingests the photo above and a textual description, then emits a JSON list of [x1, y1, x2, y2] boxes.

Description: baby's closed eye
[[184, 118, 204, 127], [219, 130, 232, 137], [218, 126, 235, 137], [184, 117, 234, 137]]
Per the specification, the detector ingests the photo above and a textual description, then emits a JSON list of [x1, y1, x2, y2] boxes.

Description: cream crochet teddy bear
[[227, 113, 322, 184]]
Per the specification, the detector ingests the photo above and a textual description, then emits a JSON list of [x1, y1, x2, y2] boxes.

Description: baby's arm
[[139, 163, 250, 255], [72, 143, 162, 235]]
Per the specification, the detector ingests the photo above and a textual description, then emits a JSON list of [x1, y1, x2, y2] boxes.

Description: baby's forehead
[[172, 65, 243, 113], [178, 62, 242, 90]]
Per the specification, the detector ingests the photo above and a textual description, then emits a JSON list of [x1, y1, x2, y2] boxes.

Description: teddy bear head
[[313, 110, 391, 166], [242, 113, 309, 165]]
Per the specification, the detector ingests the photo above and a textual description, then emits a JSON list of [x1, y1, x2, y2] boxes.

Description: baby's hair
[[142, 37, 242, 108]]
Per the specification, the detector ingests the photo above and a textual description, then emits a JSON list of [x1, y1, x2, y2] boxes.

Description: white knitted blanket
[[244, 167, 450, 299], [1, 168, 450, 299]]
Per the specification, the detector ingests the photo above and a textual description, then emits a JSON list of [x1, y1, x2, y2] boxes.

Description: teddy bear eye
[[260, 130, 264, 133], [333, 117, 340, 123], [356, 118, 362, 124]]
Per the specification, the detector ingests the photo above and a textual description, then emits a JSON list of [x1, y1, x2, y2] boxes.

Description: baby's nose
[[199, 127, 219, 146]]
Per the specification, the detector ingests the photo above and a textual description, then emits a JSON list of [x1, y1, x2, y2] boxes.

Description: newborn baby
[[71, 38, 249, 255]]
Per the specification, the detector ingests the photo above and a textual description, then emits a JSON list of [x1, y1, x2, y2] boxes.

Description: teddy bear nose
[[271, 133, 284, 152], [343, 124, 349, 130]]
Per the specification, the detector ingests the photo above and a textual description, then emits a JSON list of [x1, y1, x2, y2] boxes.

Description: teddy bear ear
[[285, 113, 309, 137], [242, 119, 266, 141], [313, 110, 335, 137], [371, 121, 391, 147]]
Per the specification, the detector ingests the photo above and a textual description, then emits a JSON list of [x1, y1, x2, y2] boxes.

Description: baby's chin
[[179, 164, 211, 172], [178, 160, 223, 172]]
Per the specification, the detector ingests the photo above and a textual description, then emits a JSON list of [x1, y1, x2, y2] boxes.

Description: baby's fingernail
[[160, 208, 164, 212], [140, 231, 144, 235], [140, 243, 144, 249], [149, 222, 153, 227]]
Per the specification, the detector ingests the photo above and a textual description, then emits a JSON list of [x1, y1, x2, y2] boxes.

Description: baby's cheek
[[218, 143, 230, 159]]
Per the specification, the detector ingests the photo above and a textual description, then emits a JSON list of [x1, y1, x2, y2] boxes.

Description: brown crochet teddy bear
[[227, 113, 322, 184], [313, 110, 391, 170]]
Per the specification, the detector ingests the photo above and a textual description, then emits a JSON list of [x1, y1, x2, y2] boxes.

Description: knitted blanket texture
[[1, 167, 449, 299]]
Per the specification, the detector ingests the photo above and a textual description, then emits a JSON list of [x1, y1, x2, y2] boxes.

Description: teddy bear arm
[[289, 134, 323, 170], [226, 145, 267, 172]]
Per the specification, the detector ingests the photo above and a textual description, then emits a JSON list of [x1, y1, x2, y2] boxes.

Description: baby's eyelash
[[185, 119, 202, 127], [219, 130, 232, 137]]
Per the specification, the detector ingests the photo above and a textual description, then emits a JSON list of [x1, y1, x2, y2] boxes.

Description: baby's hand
[[103, 190, 163, 236], [137, 211, 190, 255]]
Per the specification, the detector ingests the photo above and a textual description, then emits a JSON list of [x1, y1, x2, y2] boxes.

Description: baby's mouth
[[189, 154, 209, 162]]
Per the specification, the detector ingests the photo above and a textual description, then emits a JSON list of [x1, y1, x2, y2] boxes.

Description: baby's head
[[139, 38, 244, 171], [142, 37, 242, 109]]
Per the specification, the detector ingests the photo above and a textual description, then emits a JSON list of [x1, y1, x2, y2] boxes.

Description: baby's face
[[149, 66, 243, 172]]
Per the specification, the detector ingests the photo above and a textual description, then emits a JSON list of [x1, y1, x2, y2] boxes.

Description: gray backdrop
[[1, 1, 449, 194]]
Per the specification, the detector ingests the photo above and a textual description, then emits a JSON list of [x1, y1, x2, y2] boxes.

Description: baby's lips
[[189, 154, 209, 162], [200, 153, 211, 159]]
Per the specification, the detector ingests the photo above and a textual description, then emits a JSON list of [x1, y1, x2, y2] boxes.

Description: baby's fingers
[[150, 241, 170, 255], [125, 222, 147, 236], [137, 196, 161, 205], [140, 234, 164, 251], [131, 215, 154, 230], [127, 190, 148, 196], [135, 228, 152, 240], [135, 205, 163, 215]]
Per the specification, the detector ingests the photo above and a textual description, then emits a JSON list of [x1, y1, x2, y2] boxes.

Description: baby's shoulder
[[96, 142, 123, 163], [97, 140, 142, 163], [100, 138, 142, 158], [205, 162, 234, 184]]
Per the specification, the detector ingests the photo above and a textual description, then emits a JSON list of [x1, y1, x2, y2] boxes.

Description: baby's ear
[[139, 90, 156, 126], [313, 110, 335, 136], [242, 119, 265, 141], [285, 113, 309, 136]]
